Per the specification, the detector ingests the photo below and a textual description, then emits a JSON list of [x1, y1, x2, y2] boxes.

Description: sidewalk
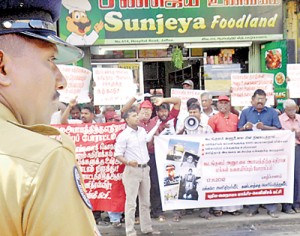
[[97, 207, 300, 236]]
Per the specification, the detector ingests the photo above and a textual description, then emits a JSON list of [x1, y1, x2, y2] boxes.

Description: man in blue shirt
[[238, 89, 282, 218], [238, 89, 281, 132]]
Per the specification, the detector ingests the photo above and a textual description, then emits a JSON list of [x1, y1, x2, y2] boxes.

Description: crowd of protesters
[[51, 80, 300, 236]]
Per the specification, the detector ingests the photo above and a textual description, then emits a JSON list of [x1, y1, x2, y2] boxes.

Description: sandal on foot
[[172, 213, 181, 222], [199, 212, 213, 220], [158, 215, 166, 222], [213, 210, 223, 217], [134, 217, 140, 225], [112, 222, 122, 228], [230, 211, 241, 216]]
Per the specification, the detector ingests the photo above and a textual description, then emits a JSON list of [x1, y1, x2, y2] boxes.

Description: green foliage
[[172, 46, 183, 69]]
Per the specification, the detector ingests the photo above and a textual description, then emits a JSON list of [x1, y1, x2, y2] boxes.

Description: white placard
[[57, 65, 92, 103], [287, 64, 300, 98], [231, 73, 274, 107], [93, 68, 137, 105]]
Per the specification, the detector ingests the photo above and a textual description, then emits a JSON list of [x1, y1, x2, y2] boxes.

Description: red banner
[[54, 122, 126, 212]]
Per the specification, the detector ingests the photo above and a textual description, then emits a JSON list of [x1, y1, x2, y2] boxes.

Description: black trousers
[[283, 145, 300, 211], [148, 153, 163, 215]]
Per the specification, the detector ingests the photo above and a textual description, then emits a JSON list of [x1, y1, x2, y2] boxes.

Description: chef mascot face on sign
[[62, 0, 104, 45]]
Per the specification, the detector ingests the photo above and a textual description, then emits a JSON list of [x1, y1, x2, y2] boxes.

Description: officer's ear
[[0, 50, 11, 86]]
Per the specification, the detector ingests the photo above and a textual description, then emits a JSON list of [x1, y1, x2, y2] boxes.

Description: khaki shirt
[[0, 104, 100, 236]]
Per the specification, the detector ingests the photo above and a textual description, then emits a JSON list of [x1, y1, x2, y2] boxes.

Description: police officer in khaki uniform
[[0, 0, 101, 235]]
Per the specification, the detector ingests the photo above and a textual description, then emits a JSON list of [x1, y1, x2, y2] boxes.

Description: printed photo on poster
[[181, 151, 200, 168], [178, 167, 200, 201], [164, 163, 181, 187], [166, 139, 200, 163], [164, 185, 180, 202]]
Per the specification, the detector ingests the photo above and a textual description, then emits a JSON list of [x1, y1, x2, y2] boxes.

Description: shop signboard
[[59, 0, 283, 46], [260, 40, 287, 109]]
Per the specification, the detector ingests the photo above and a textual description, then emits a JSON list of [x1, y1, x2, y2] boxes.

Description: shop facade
[[59, 0, 292, 100]]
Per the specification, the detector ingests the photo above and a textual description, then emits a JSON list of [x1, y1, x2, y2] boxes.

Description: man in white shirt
[[178, 103, 213, 135], [114, 107, 161, 236], [200, 92, 218, 125]]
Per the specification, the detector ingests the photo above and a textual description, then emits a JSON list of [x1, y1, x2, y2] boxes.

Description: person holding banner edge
[[208, 95, 243, 217], [0, 0, 100, 235], [238, 89, 282, 218], [279, 99, 300, 214], [178, 102, 214, 220]]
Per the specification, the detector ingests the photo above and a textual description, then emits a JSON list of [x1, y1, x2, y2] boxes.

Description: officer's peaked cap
[[0, 0, 83, 64]]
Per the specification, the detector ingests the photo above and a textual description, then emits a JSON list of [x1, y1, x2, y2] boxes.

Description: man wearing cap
[[279, 99, 300, 214], [0, 0, 100, 235], [182, 79, 194, 90], [208, 96, 238, 132], [208, 96, 243, 216], [238, 89, 281, 218], [105, 110, 121, 122]]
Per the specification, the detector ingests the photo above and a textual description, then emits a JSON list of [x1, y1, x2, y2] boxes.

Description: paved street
[[97, 207, 300, 236]]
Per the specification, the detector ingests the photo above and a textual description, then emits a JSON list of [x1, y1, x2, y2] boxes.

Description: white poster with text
[[57, 65, 92, 103], [93, 68, 137, 105], [231, 73, 274, 107], [287, 64, 300, 98]]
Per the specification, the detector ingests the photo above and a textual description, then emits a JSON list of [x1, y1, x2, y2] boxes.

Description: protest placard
[[57, 65, 92, 103], [231, 73, 274, 107], [155, 130, 294, 211], [287, 64, 300, 98], [93, 68, 137, 105], [171, 89, 204, 114], [54, 122, 126, 212]]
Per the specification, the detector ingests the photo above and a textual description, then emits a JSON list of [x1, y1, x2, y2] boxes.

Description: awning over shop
[[184, 42, 252, 49], [91, 44, 170, 54]]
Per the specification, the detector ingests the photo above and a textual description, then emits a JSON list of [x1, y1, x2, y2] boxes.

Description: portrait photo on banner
[[164, 138, 201, 203]]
